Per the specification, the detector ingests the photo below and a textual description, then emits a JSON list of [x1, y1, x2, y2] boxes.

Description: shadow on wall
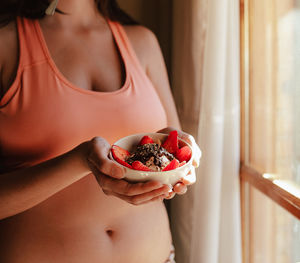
[[118, 0, 173, 77]]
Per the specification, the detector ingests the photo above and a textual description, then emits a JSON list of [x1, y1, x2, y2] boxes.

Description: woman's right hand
[[84, 137, 172, 205]]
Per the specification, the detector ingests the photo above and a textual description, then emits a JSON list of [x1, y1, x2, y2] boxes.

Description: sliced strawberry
[[132, 161, 151, 171], [118, 159, 132, 168], [176, 146, 192, 162], [162, 130, 179, 154], [139, 136, 154, 145], [162, 159, 180, 171], [111, 145, 130, 160], [111, 145, 132, 168], [179, 161, 186, 167]]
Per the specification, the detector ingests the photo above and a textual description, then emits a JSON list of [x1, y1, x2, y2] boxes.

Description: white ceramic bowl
[[109, 133, 194, 186]]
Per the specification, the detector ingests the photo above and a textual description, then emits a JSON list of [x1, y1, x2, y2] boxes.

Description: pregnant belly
[[0, 174, 172, 263]]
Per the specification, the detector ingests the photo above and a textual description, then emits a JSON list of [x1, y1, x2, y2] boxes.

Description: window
[[240, 0, 300, 262]]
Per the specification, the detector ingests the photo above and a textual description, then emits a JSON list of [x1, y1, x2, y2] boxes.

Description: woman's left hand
[[157, 127, 202, 199]]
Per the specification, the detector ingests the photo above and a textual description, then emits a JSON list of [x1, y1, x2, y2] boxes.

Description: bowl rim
[[109, 132, 194, 173]]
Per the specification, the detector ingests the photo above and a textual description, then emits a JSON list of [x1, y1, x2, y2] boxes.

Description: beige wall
[[118, 0, 173, 77]]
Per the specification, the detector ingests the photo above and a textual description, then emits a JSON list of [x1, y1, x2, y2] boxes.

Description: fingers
[[164, 182, 188, 199], [110, 185, 171, 205], [89, 161, 172, 205], [173, 183, 187, 195], [168, 167, 196, 197], [164, 191, 176, 199], [99, 174, 169, 196], [87, 137, 125, 179]]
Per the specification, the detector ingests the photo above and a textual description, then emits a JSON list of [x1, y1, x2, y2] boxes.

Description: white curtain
[[170, 0, 242, 262]]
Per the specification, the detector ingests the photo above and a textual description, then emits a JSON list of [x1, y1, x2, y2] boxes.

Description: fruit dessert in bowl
[[109, 131, 196, 186]]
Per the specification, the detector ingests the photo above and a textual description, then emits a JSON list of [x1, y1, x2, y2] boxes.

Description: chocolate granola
[[126, 143, 175, 169]]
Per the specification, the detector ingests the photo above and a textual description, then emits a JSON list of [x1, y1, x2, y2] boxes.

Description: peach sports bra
[[0, 17, 167, 173]]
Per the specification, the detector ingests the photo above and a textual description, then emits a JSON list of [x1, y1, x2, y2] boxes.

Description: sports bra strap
[[108, 21, 145, 73], [16, 17, 48, 67]]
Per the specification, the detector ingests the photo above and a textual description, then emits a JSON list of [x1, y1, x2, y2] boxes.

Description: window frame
[[240, 0, 300, 261]]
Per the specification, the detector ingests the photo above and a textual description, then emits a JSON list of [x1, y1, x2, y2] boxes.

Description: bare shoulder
[[122, 24, 161, 71], [0, 20, 18, 98]]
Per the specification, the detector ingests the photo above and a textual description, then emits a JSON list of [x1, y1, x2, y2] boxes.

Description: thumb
[[87, 137, 125, 179]]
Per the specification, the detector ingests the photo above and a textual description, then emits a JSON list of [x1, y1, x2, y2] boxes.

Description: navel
[[105, 229, 114, 238]]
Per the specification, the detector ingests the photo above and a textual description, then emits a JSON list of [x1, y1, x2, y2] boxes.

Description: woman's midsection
[[0, 174, 172, 263]]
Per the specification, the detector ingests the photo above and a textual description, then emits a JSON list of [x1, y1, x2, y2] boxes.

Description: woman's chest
[[0, 20, 167, 171], [43, 31, 127, 93], [0, 64, 167, 171]]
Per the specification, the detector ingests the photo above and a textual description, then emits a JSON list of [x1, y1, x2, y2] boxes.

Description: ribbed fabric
[[0, 17, 167, 173]]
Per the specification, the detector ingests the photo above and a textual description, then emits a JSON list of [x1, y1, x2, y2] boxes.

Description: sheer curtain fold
[[170, 0, 242, 262]]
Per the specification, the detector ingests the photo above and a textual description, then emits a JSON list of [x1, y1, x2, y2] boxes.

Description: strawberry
[[132, 161, 151, 171], [162, 130, 179, 154], [111, 145, 132, 168], [176, 146, 192, 162], [162, 159, 180, 171], [139, 135, 154, 145], [179, 161, 186, 167]]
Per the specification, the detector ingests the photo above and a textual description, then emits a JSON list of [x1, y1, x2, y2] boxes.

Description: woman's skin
[[0, 0, 195, 262]]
